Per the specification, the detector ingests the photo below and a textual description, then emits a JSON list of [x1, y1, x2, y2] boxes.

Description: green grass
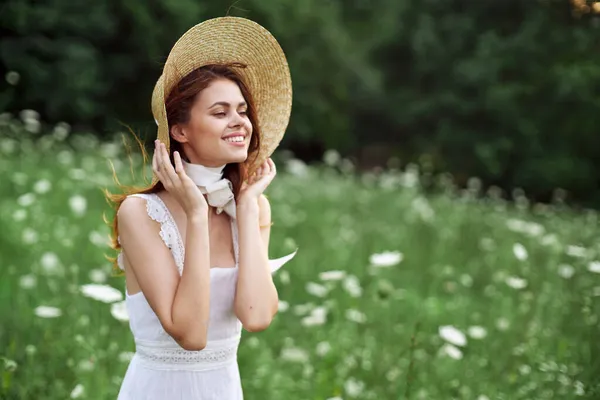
[[1, 116, 599, 399]]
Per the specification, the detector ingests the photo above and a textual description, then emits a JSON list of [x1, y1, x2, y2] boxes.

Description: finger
[[158, 142, 175, 188], [160, 143, 178, 184], [153, 141, 167, 184], [173, 151, 184, 175]]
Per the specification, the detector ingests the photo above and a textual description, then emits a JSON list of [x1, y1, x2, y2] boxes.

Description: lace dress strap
[[117, 193, 185, 275]]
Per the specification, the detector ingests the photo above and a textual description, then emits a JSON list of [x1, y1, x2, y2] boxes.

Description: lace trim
[[118, 193, 185, 274], [134, 336, 240, 371], [149, 194, 185, 274]]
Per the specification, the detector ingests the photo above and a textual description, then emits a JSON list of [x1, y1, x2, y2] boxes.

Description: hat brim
[[152, 17, 292, 184]]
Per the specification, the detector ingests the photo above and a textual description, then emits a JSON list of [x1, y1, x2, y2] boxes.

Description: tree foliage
[[2, 0, 599, 204]]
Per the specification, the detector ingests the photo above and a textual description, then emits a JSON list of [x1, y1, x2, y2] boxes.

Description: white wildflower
[[588, 261, 600, 274], [305, 282, 329, 298], [88, 269, 107, 283], [301, 306, 327, 327], [496, 317, 510, 331], [19, 274, 36, 289], [278, 270, 291, 285], [369, 251, 403, 267], [89, 231, 108, 247], [558, 264, 575, 279], [118, 352, 134, 363], [17, 193, 35, 207], [20, 109, 39, 122], [34, 306, 62, 318], [33, 179, 52, 194], [57, 150, 74, 165], [77, 359, 94, 371], [22, 228, 38, 244], [69, 168, 86, 180], [411, 197, 435, 221], [280, 346, 309, 363], [278, 300, 289, 312], [345, 309, 366, 324], [400, 165, 419, 188], [518, 364, 532, 375], [53, 122, 71, 141], [566, 245, 587, 258], [506, 219, 544, 237], [80, 284, 123, 303], [439, 325, 467, 347], [574, 380, 585, 396], [110, 301, 129, 321], [512, 243, 528, 261], [293, 303, 315, 316], [286, 159, 309, 177], [344, 377, 365, 398], [540, 234, 559, 247], [505, 276, 527, 290], [459, 274, 473, 287], [5, 71, 20, 85], [70, 384, 84, 399], [315, 341, 331, 357], [13, 209, 27, 222], [468, 326, 487, 339], [246, 337, 260, 348], [342, 275, 363, 298], [439, 343, 463, 360], [479, 237, 496, 251], [323, 149, 341, 167], [69, 195, 87, 216], [24, 119, 41, 134], [40, 252, 61, 274], [319, 270, 346, 281]]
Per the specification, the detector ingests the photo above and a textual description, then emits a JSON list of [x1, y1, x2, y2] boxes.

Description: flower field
[[1, 115, 599, 399]]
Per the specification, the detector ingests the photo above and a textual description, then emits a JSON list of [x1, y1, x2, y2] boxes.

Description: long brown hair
[[103, 63, 261, 275]]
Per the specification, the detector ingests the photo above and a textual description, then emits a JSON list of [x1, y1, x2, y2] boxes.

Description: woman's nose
[[229, 113, 243, 127]]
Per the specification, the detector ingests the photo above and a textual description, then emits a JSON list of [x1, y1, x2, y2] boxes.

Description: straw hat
[[151, 16, 292, 183]]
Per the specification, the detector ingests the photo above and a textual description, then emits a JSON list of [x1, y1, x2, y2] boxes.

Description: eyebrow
[[208, 101, 247, 109]]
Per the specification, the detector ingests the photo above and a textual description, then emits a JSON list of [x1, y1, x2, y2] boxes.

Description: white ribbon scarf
[[182, 160, 236, 219]]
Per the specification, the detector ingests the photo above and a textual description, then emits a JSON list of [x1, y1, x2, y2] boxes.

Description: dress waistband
[[134, 334, 241, 371]]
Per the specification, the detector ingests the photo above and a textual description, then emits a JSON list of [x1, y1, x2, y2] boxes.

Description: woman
[[108, 17, 296, 399]]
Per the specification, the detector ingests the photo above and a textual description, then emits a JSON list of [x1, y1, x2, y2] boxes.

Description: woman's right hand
[[152, 140, 208, 217]]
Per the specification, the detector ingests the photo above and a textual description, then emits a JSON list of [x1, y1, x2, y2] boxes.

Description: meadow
[[1, 113, 599, 399]]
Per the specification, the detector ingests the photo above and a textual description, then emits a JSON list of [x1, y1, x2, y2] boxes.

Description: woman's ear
[[170, 125, 189, 143]]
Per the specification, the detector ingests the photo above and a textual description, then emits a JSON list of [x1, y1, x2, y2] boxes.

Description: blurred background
[[1, 1, 600, 399], [2, 0, 600, 206]]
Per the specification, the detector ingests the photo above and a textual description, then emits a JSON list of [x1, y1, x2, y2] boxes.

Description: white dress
[[115, 193, 294, 400]]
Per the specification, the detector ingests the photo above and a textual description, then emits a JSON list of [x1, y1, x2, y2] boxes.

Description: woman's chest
[[159, 193, 237, 268]]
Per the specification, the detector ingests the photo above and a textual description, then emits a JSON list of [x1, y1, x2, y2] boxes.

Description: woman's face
[[172, 78, 253, 167]]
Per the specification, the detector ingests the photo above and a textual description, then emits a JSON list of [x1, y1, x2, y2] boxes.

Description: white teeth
[[224, 136, 244, 143]]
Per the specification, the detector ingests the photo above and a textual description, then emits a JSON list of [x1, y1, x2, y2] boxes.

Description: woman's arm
[[234, 194, 278, 332], [118, 197, 211, 350]]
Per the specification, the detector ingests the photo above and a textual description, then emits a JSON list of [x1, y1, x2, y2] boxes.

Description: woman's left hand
[[238, 158, 276, 206]]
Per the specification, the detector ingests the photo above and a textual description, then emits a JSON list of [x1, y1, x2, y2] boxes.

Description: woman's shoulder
[[118, 191, 166, 225]]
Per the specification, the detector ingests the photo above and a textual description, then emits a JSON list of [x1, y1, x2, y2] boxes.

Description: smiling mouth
[[223, 136, 245, 143]]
